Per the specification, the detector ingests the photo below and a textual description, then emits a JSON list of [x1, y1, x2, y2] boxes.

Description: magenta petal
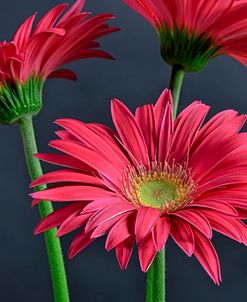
[[171, 102, 210, 163], [105, 217, 131, 251], [138, 234, 157, 272], [35, 153, 91, 172], [31, 185, 113, 202], [48, 140, 123, 187], [188, 200, 238, 216], [152, 216, 171, 251], [34, 202, 84, 234], [56, 212, 91, 237], [115, 236, 135, 270], [135, 206, 160, 244], [193, 229, 222, 285], [111, 99, 149, 166], [91, 215, 124, 238], [68, 229, 94, 259], [170, 217, 195, 256], [158, 100, 173, 163], [85, 203, 136, 232], [201, 210, 242, 243], [55, 118, 130, 168], [48, 69, 77, 81], [135, 104, 156, 161], [173, 209, 212, 238], [30, 169, 103, 188], [155, 89, 172, 133]]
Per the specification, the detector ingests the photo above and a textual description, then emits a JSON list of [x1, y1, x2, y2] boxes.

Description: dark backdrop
[[0, 0, 247, 301]]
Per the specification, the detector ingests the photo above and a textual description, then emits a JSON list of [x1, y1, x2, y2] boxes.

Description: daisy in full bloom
[[31, 89, 247, 284], [122, 0, 247, 72], [0, 0, 118, 124]]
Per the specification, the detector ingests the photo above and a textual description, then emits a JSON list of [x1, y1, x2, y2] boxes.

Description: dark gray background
[[0, 0, 247, 301]]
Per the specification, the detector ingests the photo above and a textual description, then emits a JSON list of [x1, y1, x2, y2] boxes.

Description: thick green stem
[[146, 250, 165, 302], [169, 65, 185, 119], [18, 115, 70, 302], [145, 64, 185, 302]]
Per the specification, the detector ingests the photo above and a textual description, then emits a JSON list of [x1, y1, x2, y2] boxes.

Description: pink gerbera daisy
[[31, 89, 247, 284], [122, 0, 247, 72], [0, 0, 118, 124]]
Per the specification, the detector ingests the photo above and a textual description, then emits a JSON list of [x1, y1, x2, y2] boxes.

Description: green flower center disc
[[137, 179, 179, 209]]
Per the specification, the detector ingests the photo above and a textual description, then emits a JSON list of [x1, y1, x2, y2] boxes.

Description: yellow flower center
[[123, 162, 196, 213]]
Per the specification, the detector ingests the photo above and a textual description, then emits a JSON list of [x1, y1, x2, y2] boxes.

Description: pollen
[[122, 161, 196, 213]]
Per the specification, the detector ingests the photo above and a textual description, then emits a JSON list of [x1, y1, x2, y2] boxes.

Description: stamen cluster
[[122, 161, 196, 213]]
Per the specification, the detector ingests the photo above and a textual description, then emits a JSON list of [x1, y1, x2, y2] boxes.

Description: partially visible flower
[[0, 0, 118, 124], [122, 0, 247, 72], [31, 89, 247, 284]]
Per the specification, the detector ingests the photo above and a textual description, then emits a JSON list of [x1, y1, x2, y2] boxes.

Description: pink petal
[[135, 104, 156, 161], [171, 102, 210, 163], [170, 217, 195, 256], [55, 118, 130, 168], [115, 236, 135, 270], [105, 216, 131, 251], [172, 209, 212, 238], [48, 69, 77, 81], [158, 100, 173, 163], [138, 233, 157, 272], [111, 99, 149, 166], [68, 229, 94, 259], [30, 169, 103, 188], [34, 4, 67, 34], [34, 202, 84, 234], [201, 210, 242, 243], [189, 200, 238, 216], [56, 212, 91, 237], [48, 140, 123, 187], [91, 215, 126, 238], [155, 89, 172, 133], [13, 14, 36, 51], [85, 203, 136, 232], [31, 185, 113, 203], [193, 229, 222, 285], [35, 153, 92, 172], [152, 216, 171, 251], [83, 197, 126, 213], [135, 206, 160, 245]]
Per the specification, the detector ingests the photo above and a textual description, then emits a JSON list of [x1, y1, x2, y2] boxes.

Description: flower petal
[[170, 217, 195, 256], [152, 216, 171, 251], [115, 236, 135, 270], [135, 206, 160, 244], [138, 234, 157, 272], [68, 229, 94, 259], [193, 229, 222, 285], [111, 99, 149, 166]]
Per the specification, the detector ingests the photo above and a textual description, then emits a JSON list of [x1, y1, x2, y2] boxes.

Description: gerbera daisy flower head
[[0, 0, 118, 124], [122, 0, 247, 72], [31, 89, 247, 284]]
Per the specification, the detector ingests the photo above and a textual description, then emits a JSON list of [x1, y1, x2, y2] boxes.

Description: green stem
[[146, 250, 165, 302], [169, 65, 185, 119], [146, 65, 185, 302], [18, 115, 70, 302]]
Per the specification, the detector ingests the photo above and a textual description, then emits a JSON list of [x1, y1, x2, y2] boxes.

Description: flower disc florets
[[123, 161, 196, 213]]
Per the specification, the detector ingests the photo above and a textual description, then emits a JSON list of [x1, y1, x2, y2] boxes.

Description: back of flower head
[[122, 0, 247, 115], [0, 0, 119, 125]]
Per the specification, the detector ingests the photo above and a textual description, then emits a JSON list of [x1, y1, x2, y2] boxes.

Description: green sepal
[[0, 76, 43, 124], [159, 25, 221, 72]]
